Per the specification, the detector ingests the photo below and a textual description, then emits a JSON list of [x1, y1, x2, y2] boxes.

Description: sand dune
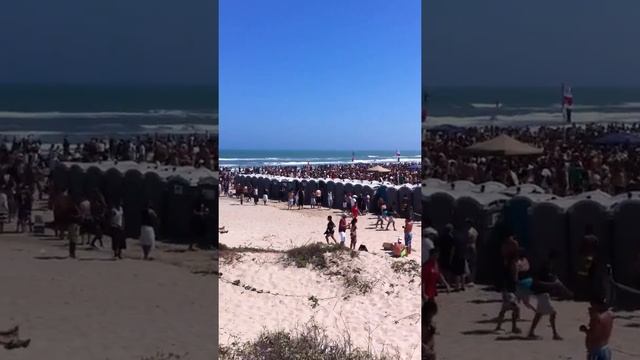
[[219, 196, 422, 360]]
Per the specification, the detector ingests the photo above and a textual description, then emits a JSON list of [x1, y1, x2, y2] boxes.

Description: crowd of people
[[424, 123, 640, 196], [0, 134, 214, 261], [422, 219, 620, 360], [222, 162, 420, 185], [1, 133, 218, 172]]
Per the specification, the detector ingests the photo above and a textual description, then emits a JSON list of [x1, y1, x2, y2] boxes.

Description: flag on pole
[[395, 149, 400, 162], [352, 151, 355, 162], [562, 84, 573, 123]]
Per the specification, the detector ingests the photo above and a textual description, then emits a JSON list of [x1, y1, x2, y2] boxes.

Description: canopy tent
[[593, 132, 640, 145], [367, 165, 391, 173], [465, 134, 543, 156]]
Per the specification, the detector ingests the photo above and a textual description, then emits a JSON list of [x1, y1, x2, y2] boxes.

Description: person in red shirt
[[423, 248, 449, 360], [423, 248, 450, 302]]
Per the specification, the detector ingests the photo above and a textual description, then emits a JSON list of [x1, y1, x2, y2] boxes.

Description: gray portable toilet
[[334, 182, 345, 209], [413, 186, 422, 215], [68, 165, 85, 203], [611, 200, 640, 286], [397, 186, 413, 218], [567, 199, 611, 287], [307, 180, 318, 204], [103, 168, 124, 207], [84, 166, 104, 197], [530, 201, 570, 284], [354, 183, 363, 197], [424, 190, 456, 235], [386, 187, 399, 214], [344, 183, 354, 203], [52, 164, 70, 195], [270, 179, 281, 201], [197, 176, 218, 247], [165, 176, 194, 241], [122, 169, 144, 238]]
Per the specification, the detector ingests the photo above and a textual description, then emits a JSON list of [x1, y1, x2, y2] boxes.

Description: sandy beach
[[434, 286, 640, 360], [0, 205, 217, 360], [218, 196, 422, 359]]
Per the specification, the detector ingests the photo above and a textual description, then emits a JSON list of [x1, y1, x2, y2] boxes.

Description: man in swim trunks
[[403, 217, 413, 255], [580, 297, 613, 360]]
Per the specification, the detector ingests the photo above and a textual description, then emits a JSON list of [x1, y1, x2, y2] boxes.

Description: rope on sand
[[606, 265, 640, 297], [220, 277, 340, 301]]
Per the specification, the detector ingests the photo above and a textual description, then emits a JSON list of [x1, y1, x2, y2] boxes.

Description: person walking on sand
[[262, 189, 268, 205], [385, 208, 396, 231], [403, 217, 413, 255], [349, 217, 358, 250], [327, 191, 333, 209], [526, 255, 573, 340], [310, 192, 316, 209], [89, 190, 106, 248], [338, 213, 348, 247], [110, 202, 125, 259], [287, 191, 294, 210], [139, 203, 158, 260], [0, 189, 8, 234], [324, 215, 337, 244], [253, 187, 259, 205], [495, 253, 522, 334], [580, 297, 613, 360], [350, 196, 360, 218], [375, 202, 387, 229]]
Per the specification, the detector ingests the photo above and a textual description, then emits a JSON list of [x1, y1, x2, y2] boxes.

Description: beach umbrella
[[368, 165, 391, 173], [465, 134, 543, 156], [593, 132, 640, 145]]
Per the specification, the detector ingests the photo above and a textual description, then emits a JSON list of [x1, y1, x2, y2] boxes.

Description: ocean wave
[[0, 110, 216, 120], [139, 124, 218, 133], [471, 103, 502, 109], [427, 110, 640, 128]]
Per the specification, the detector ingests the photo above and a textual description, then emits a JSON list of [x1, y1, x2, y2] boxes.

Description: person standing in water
[[139, 203, 158, 261], [324, 216, 336, 244]]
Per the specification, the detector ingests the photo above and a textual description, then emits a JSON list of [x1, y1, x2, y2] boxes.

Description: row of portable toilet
[[52, 164, 218, 246], [423, 187, 640, 291], [235, 175, 422, 216]]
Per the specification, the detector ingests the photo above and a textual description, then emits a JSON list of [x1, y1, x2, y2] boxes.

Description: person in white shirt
[[110, 203, 125, 259]]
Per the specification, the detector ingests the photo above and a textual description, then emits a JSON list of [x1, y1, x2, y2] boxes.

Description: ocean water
[[219, 149, 421, 168], [0, 84, 218, 142], [424, 87, 640, 127]]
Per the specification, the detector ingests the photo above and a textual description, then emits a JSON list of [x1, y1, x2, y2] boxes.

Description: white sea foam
[[471, 103, 502, 109], [427, 111, 640, 128], [0, 110, 216, 120]]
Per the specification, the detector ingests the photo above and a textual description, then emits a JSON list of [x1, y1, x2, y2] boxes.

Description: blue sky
[[424, 0, 640, 87], [0, 0, 217, 85], [220, 0, 420, 150]]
